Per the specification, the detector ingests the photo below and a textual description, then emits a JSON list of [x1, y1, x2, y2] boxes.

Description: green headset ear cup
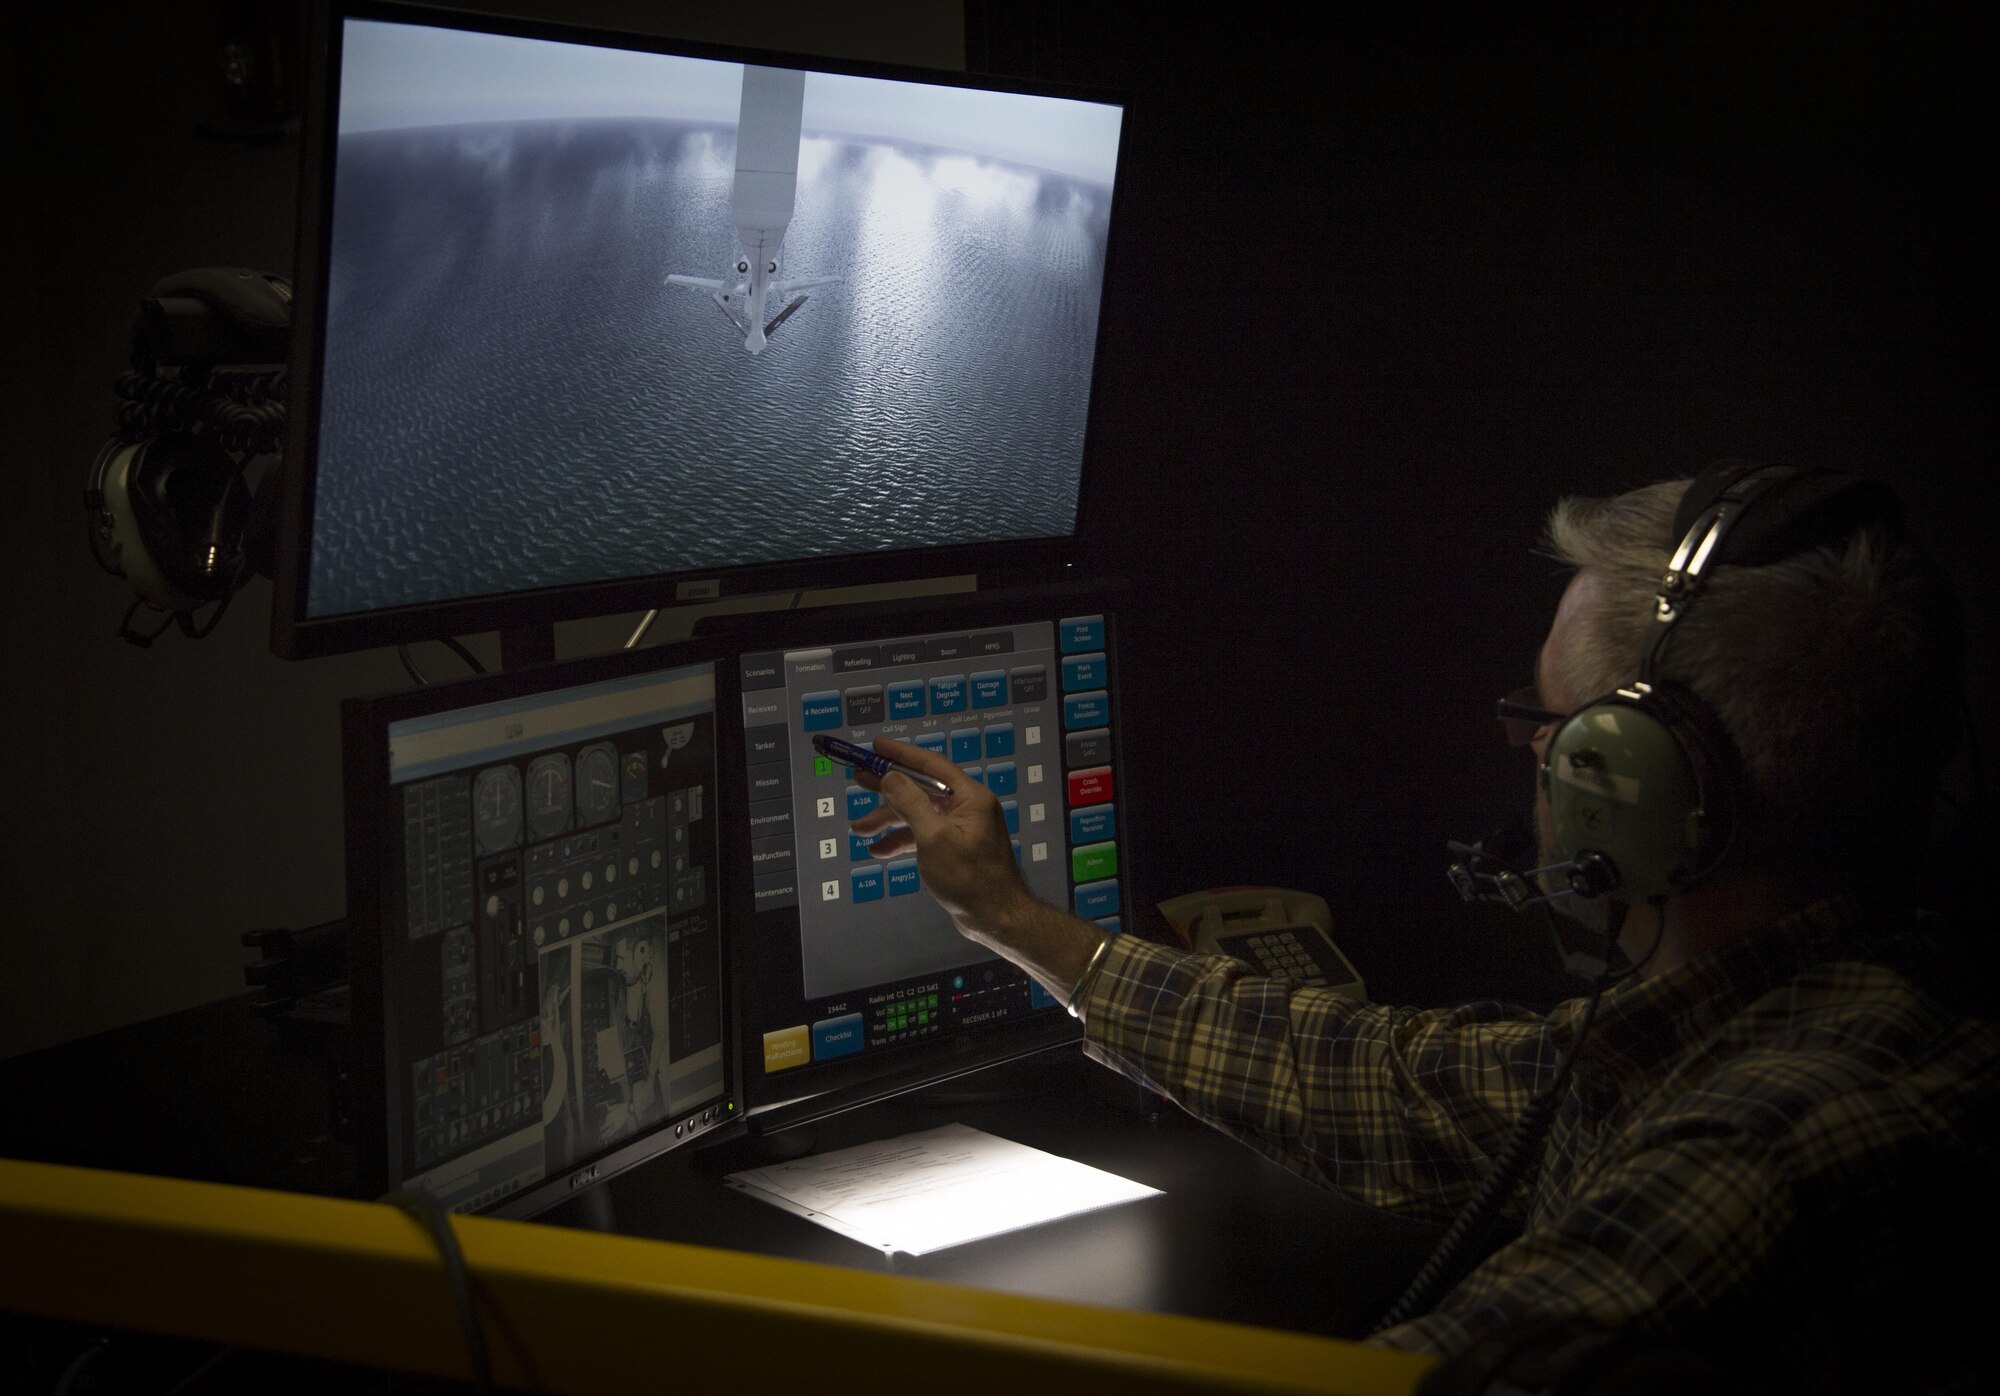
[[1542, 688, 1725, 902]]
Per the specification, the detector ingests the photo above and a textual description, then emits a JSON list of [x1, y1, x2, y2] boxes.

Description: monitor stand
[[545, 1180, 619, 1233], [691, 1122, 822, 1174]]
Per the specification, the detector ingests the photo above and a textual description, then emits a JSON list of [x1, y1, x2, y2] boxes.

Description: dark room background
[[2, 1, 1988, 1059]]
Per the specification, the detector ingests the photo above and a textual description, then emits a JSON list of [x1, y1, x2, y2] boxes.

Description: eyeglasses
[[1497, 686, 1566, 747]]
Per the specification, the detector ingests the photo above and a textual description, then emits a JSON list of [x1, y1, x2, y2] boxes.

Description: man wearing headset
[[851, 465, 1996, 1391]]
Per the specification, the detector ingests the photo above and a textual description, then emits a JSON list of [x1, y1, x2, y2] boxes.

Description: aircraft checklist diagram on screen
[[346, 653, 733, 1216], [306, 14, 1126, 622]]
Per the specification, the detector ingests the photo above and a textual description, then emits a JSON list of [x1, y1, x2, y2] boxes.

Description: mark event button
[[1061, 653, 1106, 693]]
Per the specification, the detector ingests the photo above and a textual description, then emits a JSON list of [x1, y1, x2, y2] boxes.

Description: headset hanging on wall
[[83, 267, 292, 645]]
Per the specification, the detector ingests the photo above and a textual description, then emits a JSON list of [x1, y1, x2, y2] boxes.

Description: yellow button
[[762, 1025, 811, 1073]]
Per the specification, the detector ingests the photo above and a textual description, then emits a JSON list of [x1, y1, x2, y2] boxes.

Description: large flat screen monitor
[[341, 642, 737, 1216], [707, 583, 1138, 1134], [273, 0, 1129, 657]]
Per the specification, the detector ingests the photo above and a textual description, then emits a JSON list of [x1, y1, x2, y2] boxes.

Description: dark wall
[[1, 3, 1985, 1057], [969, 4, 1992, 1004]]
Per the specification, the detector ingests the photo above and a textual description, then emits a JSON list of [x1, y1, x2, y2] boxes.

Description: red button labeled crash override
[[1067, 766, 1114, 806]]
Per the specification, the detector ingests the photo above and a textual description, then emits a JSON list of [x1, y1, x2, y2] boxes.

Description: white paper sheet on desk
[[722, 1121, 1163, 1255]]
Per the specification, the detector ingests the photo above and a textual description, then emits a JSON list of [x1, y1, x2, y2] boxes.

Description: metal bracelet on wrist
[[1065, 933, 1114, 1021]]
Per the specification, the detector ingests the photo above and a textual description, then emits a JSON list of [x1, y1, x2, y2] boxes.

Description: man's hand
[[849, 736, 1030, 945], [849, 736, 1109, 1009]]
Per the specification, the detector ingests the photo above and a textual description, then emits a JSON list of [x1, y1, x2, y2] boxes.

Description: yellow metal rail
[[1, 1157, 1430, 1395]]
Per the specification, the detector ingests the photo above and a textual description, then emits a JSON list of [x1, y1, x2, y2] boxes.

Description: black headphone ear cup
[[120, 433, 249, 609]]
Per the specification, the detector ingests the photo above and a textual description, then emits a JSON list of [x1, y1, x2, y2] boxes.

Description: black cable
[[1371, 904, 1666, 1334], [398, 638, 486, 687], [157, 1343, 238, 1396], [384, 1188, 495, 1396], [441, 635, 488, 676], [399, 644, 429, 687]]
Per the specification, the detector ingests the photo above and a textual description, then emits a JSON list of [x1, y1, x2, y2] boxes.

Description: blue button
[[887, 860, 921, 896], [1074, 880, 1120, 918], [801, 690, 842, 731], [965, 766, 985, 786], [985, 762, 1017, 796], [1060, 615, 1104, 654], [929, 675, 967, 714], [970, 670, 1008, 708], [851, 866, 885, 903], [1063, 690, 1109, 730], [1001, 799, 1019, 834], [848, 833, 879, 861], [887, 681, 926, 720], [914, 732, 946, 755], [845, 786, 879, 820], [1095, 917, 1122, 936], [1011, 838, 1022, 866], [812, 1013, 865, 1060], [1061, 653, 1106, 692], [1070, 803, 1116, 843], [949, 728, 981, 764], [1030, 980, 1059, 1010], [983, 723, 1015, 758]]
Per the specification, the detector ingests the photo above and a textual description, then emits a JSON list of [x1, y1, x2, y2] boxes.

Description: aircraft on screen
[[666, 65, 840, 354]]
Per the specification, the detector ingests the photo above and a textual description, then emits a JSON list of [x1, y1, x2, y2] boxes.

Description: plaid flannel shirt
[[1076, 896, 1998, 1390]]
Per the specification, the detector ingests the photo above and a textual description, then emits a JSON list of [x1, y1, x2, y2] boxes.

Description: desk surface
[[0, 993, 1440, 1344]]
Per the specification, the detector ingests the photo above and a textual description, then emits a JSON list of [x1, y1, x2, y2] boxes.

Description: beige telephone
[[1156, 886, 1367, 999]]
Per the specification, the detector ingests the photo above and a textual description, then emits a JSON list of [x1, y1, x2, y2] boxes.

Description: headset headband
[[1639, 460, 1903, 686]]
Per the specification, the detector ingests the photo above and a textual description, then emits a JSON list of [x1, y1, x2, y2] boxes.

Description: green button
[[813, 756, 833, 776], [1071, 841, 1118, 883]]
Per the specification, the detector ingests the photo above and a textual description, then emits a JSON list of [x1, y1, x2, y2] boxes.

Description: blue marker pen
[[811, 733, 952, 799]]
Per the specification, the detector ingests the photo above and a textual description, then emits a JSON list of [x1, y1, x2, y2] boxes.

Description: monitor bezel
[[704, 579, 1139, 1137], [271, 0, 1133, 660], [340, 634, 743, 1218]]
